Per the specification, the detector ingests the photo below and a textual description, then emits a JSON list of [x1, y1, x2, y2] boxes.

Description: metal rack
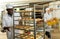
[[13, 4, 45, 39]]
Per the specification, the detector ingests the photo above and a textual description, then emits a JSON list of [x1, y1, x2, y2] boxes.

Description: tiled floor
[[0, 26, 60, 39], [0, 32, 7, 39], [0, 25, 7, 39], [45, 28, 60, 39], [51, 28, 60, 39]]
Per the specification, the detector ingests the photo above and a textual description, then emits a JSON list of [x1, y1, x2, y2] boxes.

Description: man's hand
[[1, 29, 6, 33], [1, 27, 10, 33], [3, 27, 10, 31]]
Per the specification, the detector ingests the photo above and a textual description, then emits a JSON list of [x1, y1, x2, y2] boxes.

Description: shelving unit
[[13, 3, 45, 39]]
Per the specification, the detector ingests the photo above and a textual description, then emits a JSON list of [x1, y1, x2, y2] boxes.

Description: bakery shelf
[[20, 18, 43, 21], [15, 33, 43, 39], [18, 10, 43, 13], [13, 4, 45, 39], [15, 26, 34, 30], [15, 25, 44, 32]]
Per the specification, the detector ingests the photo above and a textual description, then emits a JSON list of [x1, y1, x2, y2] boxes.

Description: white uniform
[[2, 14, 13, 39], [3, 13, 21, 39], [44, 12, 53, 32]]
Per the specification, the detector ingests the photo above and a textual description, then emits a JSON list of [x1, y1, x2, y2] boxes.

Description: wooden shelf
[[19, 10, 32, 13], [21, 18, 43, 21], [15, 33, 42, 39], [35, 10, 43, 12], [15, 25, 34, 30], [13, 4, 45, 39], [19, 10, 43, 13]]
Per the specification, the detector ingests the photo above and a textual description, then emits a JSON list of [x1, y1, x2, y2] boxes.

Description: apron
[[3, 14, 13, 39], [3, 13, 21, 39], [6, 28, 13, 39], [44, 13, 52, 32]]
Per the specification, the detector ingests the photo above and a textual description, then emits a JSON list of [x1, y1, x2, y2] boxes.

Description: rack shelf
[[15, 32, 43, 39], [13, 4, 45, 39], [18, 10, 43, 13]]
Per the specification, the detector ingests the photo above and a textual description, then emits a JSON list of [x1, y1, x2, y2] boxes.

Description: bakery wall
[[49, 1, 60, 19], [0, 0, 56, 22]]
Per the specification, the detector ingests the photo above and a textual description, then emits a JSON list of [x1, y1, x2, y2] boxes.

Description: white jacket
[[44, 12, 53, 32], [44, 13, 52, 22], [3, 14, 13, 27], [2, 12, 21, 27]]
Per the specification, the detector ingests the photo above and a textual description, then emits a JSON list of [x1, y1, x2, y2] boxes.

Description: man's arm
[[44, 14, 47, 22], [1, 17, 10, 32]]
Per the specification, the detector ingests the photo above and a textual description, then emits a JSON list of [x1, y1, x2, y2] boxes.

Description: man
[[44, 8, 53, 39], [2, 4, 13, 39], [2, 4, 21, 39]]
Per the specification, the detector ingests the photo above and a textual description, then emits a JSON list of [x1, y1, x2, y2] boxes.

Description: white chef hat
[[6, 4, 13, 9], [45, 8, 50, 11]]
